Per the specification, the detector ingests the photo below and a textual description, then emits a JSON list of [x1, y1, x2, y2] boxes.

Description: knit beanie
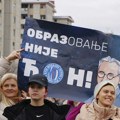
[[94, 80, 116, 98]]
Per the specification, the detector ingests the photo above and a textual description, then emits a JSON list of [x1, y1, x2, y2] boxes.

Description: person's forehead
[[100, 85, 115, 91], [29, 82, 44, 87], [4, 79, 17, 84]]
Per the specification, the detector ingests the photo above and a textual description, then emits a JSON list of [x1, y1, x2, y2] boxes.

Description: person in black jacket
[[3, 74, 70, 120]]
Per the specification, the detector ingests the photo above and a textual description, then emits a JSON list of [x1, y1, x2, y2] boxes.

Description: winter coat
[[75, 101, 120, 120], [0, 58, 18, 78], [3, 99, 70, 120], [66, 100, 84, 120]]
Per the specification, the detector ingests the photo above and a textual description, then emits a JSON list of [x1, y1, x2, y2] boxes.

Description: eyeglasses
[[98, 71, 120, 80]]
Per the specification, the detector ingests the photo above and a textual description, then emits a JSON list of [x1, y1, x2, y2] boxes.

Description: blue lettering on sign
[[43, 63, 64, 84]]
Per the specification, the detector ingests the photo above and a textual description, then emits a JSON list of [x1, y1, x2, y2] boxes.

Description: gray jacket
[[0, 58, 18, 78]]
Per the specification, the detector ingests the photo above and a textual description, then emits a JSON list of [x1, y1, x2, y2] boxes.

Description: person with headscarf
[[76, 80, 120, 120]]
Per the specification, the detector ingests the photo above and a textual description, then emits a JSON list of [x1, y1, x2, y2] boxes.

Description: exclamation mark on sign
[[85, 71, 93, 88]]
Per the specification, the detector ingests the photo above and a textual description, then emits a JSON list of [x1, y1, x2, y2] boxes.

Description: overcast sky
[[54, 0, 120, 35]]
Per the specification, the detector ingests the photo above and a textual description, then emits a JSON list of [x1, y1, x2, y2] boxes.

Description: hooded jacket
[[3, 99, 70, 120]]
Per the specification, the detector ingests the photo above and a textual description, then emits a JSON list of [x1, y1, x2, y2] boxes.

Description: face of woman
[[97, 85, 115, 108], [2, 79, 18, 99], [28, 83, 47, 101]]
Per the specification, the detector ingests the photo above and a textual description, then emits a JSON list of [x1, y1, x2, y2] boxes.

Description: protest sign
[[18, 17, 119, 102]]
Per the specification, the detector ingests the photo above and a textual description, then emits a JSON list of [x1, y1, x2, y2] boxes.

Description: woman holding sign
[[75, 80, 120, 120]]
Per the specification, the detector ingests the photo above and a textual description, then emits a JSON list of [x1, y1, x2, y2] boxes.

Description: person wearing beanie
[[75, 80, 120, 120], [85, 56, 120, 107], [3, 74, 70, 120]]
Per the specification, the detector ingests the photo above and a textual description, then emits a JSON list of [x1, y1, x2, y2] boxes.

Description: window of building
[[54, 19, 57, 22], [13, 42, 15, 47], [30, 15, 33, 18], [13, 29, 15, 36], [30, 4, 33, 8], [21, 34, 23, 39], [21, 14, 28, 19], [22, 3, 28, 8], [14, 17, 16, 23], [21, 24, 24, 29], [40, 4, 45, 8], [40, 15, 46, 20], [0, 10, 1, 17]]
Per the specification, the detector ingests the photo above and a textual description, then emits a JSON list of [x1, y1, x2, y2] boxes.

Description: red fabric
[[66, 100, 84, 120]]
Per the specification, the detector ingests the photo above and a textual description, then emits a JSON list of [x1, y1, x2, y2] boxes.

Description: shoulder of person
[[80, 103, 91, 109], [75, 103, 95, 120], [3, 99, 30, 118], [75, 104, 88, 120]]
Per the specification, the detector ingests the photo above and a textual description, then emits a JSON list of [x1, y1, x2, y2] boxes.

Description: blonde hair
[[0, 73, 18, 106]]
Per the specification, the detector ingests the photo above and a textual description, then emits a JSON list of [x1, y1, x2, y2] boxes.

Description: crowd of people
[[0, 49, 120, 120]]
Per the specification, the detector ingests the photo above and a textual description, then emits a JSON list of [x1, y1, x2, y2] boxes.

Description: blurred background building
[[0, 0, 74, 56], [0, 0, 21, 56]]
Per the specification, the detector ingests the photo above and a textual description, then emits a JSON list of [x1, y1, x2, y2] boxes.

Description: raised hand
[[5, 48, 24, 62]]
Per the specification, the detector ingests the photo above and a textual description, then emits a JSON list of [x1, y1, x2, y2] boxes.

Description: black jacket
[[3, 99, 70, 120]]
